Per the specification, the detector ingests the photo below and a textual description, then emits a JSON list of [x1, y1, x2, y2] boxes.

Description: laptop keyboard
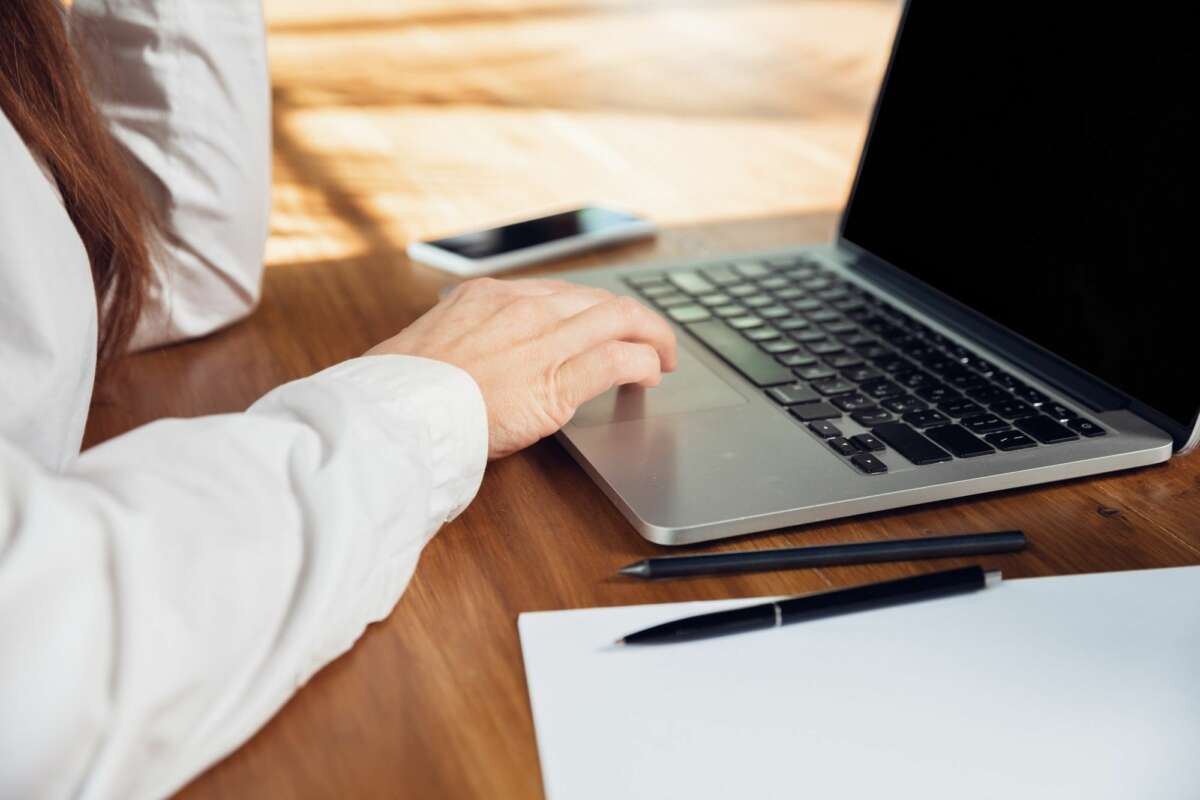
[[624, 255, 1107, 474]]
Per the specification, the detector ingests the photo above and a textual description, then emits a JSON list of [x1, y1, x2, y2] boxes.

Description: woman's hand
[[367, 278, 678, 459]]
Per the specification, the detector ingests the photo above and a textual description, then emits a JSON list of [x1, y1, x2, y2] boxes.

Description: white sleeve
[[0, 356, 488, 800], [69, 0, 272, 348]]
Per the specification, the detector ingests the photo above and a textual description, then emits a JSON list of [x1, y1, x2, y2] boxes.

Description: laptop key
[[784, 265, 819, 280], [950, 376, 989, 392], [778, 352, 817, 367], [962, 413, 1009, 434], [667, 305, 712, 323], [882, 396, 928, 414], [851, 408, 894, 426], [794, 364, 836, 381], [871, 422, 953, 465], [832, 393, 875, 412], [849, 452, 888, 474], [1067, 418, 1106, 437], [939, 399, 985, 417], [668, 272, 716, 295], [841, 332, 875, 347], [843, 365, 882, 383], [700, 265, 741, 285], [813, 377, 857, 396], [697, 293, 732, 306], [850, 433, 886, 452], [828, 437, 858, 456], [640, 283, 677, 298], [920, 356, 958, 374], [984, 430, 1038, 451], [807, 341, 845, 356], [713, 304, 745, 317], [925, 424, 995, 458], [746, 327, 782, 343], [903, 409, 951, 428], [823, 321, 859, 335], [808, 420, 843, 438], [963, 356, 994, 375], [768, 383, 822, 406], [991, 399, 1035, 419], [775, 316, 811, 330], [967, 385, 1010, 404], [728, 315, 763, 330], [992, 372, 1026, 391], [916, 384, 959, 403], [856, 343, 892, 359], [826, 353, 864, 369], [733, 261, 771, 279], [653, 293, 692, 308], [758, 305, 791, 319], [685, 319, 794, 387], [893, 369, 937, 390], [760, 339, 797, 354], [1043, 402, 1076, 422], [789, 402, 842, 421], [793, 329, 828, 343], [874, 355, 914, 374], [1014, 415, 1078, 443], [860, 378, 905, 399], [1013, 387, 1050, 406]]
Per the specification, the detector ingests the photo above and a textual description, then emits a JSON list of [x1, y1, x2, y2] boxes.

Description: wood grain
[[76, 1, 1200, 797], [84, 212, 1200, 800]]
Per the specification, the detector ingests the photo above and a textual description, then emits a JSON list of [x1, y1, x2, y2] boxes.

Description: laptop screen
[[841, 4, 1198, 432]]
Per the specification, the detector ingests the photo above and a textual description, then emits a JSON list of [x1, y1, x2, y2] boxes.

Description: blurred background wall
[[262, 0, 900, 267]]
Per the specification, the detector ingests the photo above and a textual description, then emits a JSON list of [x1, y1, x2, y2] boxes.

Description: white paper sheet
[[519, 566, 1200, 799]]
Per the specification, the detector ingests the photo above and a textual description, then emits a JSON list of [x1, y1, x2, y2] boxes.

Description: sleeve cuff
[[294, 354, 489, 525]]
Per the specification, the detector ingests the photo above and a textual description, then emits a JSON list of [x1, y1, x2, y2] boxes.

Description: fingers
[[555, 341, 664, 412], [549, 297, 678, 372]]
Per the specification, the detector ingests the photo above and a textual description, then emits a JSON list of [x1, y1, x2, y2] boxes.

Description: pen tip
[[614, 638, 625, 646], [617, 562, 650, 578]]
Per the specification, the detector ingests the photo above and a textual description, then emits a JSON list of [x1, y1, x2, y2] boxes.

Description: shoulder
[[0, 108, 98, 470]]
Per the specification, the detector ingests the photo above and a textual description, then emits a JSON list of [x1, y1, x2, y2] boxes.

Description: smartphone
[[406, 206, 656, 276]]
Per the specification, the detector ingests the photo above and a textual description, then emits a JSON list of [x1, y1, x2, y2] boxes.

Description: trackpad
[[570, 346, 747, 426]]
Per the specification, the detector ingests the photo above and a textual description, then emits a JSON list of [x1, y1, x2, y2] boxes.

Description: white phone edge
[[406, 215, 657, 277]]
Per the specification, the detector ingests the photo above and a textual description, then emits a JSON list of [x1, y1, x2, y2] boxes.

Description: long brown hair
[[0, 0, 153, 370]]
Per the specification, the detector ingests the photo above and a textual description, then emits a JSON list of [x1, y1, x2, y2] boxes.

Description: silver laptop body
[[556, 3, 1197, 545]]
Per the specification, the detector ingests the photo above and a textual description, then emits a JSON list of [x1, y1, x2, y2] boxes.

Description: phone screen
[[427, 207, 640, 260]]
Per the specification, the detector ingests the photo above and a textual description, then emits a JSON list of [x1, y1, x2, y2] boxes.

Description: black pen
[[616, 565, 1001, 645], [617, 530, 1025, 579]]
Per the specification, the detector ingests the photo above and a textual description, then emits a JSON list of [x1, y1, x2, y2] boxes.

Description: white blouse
[[0, 2, 488, 798]]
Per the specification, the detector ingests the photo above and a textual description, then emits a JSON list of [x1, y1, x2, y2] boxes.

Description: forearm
[[0, 356, 487, 799]]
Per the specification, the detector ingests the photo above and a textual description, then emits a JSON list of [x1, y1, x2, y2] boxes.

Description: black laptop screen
[[841, 4, 1198, 431]]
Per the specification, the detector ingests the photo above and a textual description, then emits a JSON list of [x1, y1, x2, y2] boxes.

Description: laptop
[[556, 2, 1198, 545]]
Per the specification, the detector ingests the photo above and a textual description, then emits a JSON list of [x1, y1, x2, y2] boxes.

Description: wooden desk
[[85, 213, 1200, 800]]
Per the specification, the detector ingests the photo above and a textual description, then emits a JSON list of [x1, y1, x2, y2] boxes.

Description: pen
[[617, 530, 1025, 579], [615, 565, 1001, 645]]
